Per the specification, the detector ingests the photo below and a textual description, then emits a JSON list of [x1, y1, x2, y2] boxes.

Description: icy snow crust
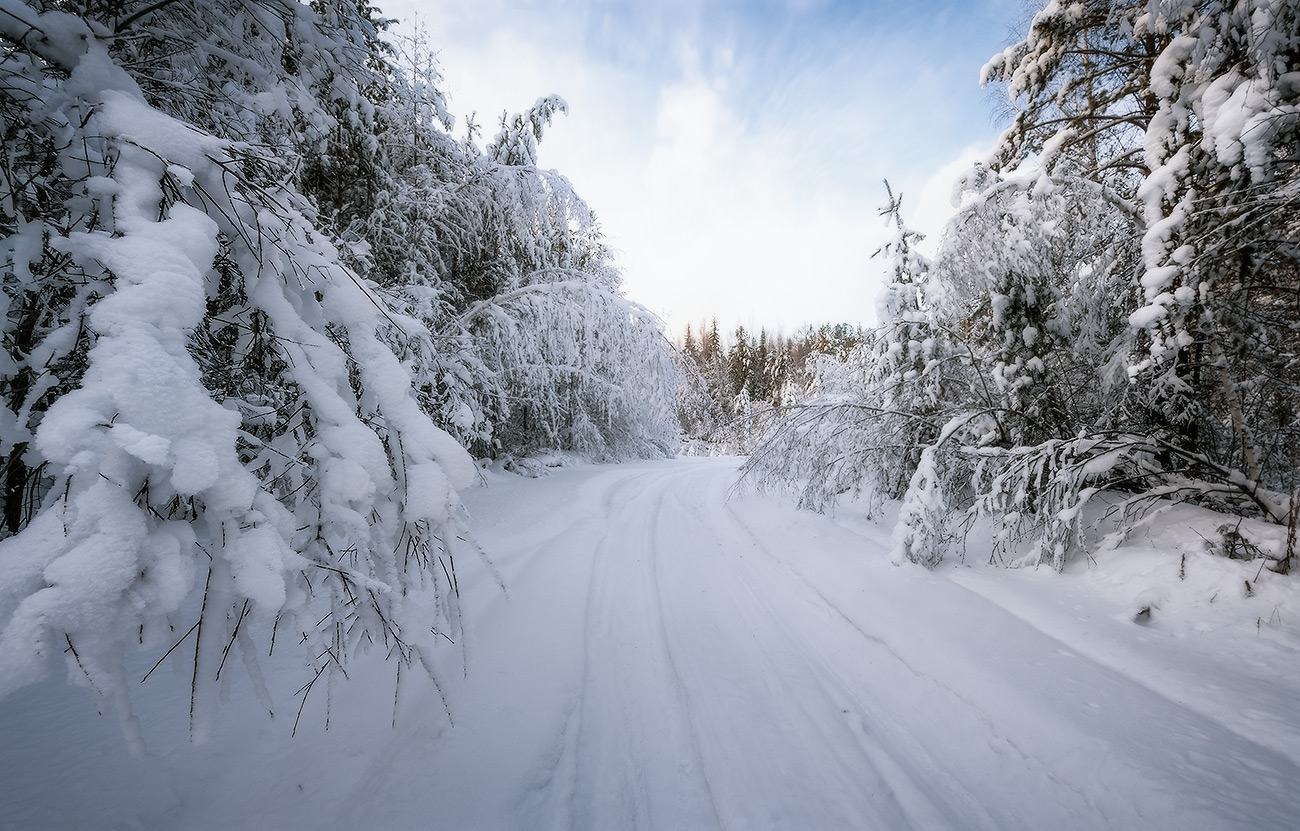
[[2, 458, 1297, 830]]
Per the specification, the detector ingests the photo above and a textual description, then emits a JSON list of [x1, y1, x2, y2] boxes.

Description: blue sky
[[383, 0, 1025, 335]]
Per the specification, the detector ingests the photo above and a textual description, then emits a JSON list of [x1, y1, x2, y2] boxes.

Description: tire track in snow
[[640, 473, 730, 828], [651, 464, 966, 830], [351, 467, 674, 831], [556, 467, 724, 830], [713, 465, 1300, 831], [518, 465, 672, 830], [705, 478, 1081, 828]]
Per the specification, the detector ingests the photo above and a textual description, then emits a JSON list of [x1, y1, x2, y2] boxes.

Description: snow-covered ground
[[2, 457, 1298, 830]]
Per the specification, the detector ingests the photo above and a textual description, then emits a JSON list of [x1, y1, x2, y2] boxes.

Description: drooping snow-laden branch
[[0, 0, 477, 747], [445, 271, 680, 460]]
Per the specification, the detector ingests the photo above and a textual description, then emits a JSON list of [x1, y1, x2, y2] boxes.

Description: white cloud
[[613, 73, 886, 335], [381, 0, 1013, 335]]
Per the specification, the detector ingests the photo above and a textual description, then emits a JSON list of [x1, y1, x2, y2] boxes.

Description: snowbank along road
[[2, 457, 1298, 830]]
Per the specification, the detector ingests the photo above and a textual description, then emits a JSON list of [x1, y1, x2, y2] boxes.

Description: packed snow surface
[[2, 457, 1298, 830]]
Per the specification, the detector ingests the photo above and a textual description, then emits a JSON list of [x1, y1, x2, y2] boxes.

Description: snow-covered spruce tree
[[765, 335, 794, 407], [744, 188, 972, 555], [973, 0, 1300, 567], [700, 317, 733, 418], [0, 0, 478, 745], [728, 325, 753, 402], [675, 337, 724, 452], [710, 324, 772, 452]]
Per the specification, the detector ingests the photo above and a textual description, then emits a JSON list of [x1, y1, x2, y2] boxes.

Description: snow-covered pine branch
[[0, 0, 478, 746]]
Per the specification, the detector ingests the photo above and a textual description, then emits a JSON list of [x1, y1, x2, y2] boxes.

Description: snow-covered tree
[[1124, 1, 1300, 502], [423, 96, 680, 460], [752, 0, 1299, 572], [977, 0, 1300, 550], [0, 0, 485, 746]]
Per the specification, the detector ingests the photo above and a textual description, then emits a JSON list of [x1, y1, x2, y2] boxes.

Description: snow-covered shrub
[[744, 347, 885, 512]]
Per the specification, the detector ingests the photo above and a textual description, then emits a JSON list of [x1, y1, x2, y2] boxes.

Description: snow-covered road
[[3, 457, 1298, 830]]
